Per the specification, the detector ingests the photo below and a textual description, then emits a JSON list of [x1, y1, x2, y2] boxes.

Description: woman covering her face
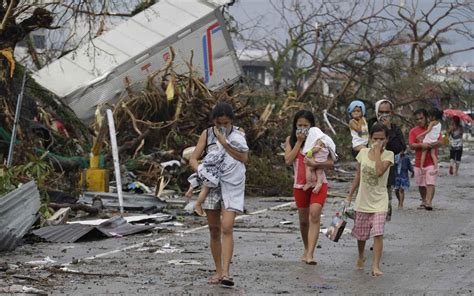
[[284, 110, 334, 265]]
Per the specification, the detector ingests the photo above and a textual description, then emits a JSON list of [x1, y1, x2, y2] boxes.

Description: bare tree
[[233, 0, 474, 114], [392, 0, 474, 70]]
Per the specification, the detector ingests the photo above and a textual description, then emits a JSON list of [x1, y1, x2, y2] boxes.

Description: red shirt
[[409, 126, 441, 168]]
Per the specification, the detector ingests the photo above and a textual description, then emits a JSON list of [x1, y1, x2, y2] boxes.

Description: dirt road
[[1, 151, 473, 295]]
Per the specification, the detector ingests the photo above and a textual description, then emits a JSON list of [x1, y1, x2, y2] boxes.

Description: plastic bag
[[326, 201, 353, 242]]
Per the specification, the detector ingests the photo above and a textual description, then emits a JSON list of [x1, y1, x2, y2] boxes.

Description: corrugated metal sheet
[[79, 192, 167, 211], [32, 216, 153, 243], [0, 181, 41, 251], [32, 224, 99, 243], [97, 216, 154, 236]]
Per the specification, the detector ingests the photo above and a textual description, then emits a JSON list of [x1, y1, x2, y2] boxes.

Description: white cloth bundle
[[302, 127, 338, 160]]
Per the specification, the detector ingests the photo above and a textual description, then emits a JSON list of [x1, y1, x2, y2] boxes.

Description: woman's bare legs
[[297, 208, 309, 261], [306, 203, 322, 264], [221, 209, 236, 278], [206, 210, 222, 283]]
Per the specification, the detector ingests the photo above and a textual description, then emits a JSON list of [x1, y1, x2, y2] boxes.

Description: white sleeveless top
[[350, 118, 369, 148], [423, 122, 441, 143]]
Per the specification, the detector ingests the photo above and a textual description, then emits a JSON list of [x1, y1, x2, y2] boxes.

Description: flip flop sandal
[[425, 206, 433, 211], [220, 276, 234, 288], [305, 260, 317, 265]]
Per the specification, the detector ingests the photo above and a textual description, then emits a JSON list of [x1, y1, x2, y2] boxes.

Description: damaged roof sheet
[[32, 216, 153, 243], [0, 181, 41, 252], [79, 192, 167, 211]]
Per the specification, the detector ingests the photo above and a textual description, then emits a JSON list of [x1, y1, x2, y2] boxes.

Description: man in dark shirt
[[370, 99, 406, 221]]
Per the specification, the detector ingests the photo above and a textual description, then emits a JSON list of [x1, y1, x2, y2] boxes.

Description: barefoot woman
[[284, 110, 334, 265]]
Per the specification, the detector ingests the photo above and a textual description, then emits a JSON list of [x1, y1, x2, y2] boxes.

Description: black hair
[[369, 122, 389, 138], [289, 110, 315, 148], [452, 116, 461, 127], [211, 102, 235, 120], [428, 108, 443, 121], [414, 108, 428, 118]]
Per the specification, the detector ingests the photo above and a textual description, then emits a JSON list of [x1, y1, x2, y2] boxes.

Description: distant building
[[238, 49, 273, 86]]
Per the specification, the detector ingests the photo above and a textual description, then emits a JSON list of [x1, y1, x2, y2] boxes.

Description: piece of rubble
[[32, 216, 154, 243], [168, 260, 202, 266], [45, 207, 71, 226], [0, 181, 41, 252]]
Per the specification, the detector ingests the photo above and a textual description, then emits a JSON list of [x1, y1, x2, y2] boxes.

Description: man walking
[[373, 99, 406, 221], [408, 109, 442, 210]]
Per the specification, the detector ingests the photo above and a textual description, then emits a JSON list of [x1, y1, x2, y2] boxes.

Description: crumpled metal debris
[[32, 216, 154, 243], [0, 181, 41, 251], [25, 256, 56, 266], [0, 285, 47, 295], [167, 260, 202, 266]]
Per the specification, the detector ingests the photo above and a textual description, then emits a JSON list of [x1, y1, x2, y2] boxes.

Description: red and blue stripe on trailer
[[202, 22, 221, 83]]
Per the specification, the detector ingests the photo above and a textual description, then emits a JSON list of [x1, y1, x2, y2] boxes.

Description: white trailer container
[[33, 0, 242, 120]]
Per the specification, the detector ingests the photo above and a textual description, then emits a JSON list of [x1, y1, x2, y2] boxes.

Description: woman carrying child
[[346, 123, 394, 277], [189, 102, 248, 287], [284, 110, 334, 265], [186, 120, 248, 217]]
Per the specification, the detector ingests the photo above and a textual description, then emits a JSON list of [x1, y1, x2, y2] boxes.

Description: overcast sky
[[227, 0, 474, 69]]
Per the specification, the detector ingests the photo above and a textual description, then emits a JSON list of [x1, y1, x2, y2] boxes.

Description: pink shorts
[[414, 166, 437, 187], [352, 212, 386, 241]]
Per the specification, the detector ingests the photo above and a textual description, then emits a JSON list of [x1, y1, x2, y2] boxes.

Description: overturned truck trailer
[[33, 0, 242, 120]]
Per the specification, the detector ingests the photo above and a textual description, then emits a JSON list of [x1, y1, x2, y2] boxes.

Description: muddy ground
[[1, 146, 473, 295]]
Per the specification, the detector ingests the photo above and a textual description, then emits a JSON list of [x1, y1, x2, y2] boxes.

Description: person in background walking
[[394, 150, 414, 209], [347, 123, 394, 277], [373, 99, 406, 221], [409, 109, 442, 211], [448, 116, 464, 176], [284, 110, 334, 265], [415, 108, 443, 170]]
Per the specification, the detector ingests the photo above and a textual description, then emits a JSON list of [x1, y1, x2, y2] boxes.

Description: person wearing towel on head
[[371, 99, 406, 221], [348, 100, 369, 158]]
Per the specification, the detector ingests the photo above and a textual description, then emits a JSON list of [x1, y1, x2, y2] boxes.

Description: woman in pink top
[[284, 110, 334, 265]]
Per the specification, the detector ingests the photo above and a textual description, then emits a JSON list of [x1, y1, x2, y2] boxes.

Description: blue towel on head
[[347, 100, 366, 116]]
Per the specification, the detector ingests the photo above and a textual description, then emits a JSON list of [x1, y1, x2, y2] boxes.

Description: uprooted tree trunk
[[0, 6, 54, 130]]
